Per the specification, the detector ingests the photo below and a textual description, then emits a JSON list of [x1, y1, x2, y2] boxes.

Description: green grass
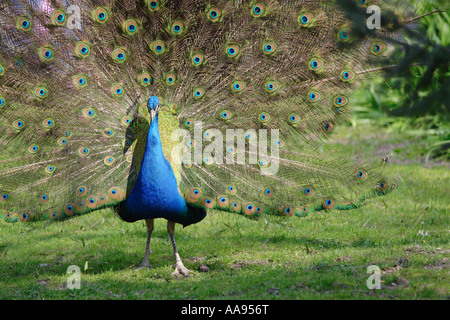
[[0, 163, 448, 300]]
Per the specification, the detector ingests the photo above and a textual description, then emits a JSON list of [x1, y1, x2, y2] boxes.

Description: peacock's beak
[[150, 104, 161, 122]]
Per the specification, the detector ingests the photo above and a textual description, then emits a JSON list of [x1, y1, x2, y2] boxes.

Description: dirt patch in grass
[[424, 258, 449, 270], [231, 259, 271, 269]]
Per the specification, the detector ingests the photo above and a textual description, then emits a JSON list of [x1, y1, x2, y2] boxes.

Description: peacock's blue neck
[[124, 114, 189, 222]]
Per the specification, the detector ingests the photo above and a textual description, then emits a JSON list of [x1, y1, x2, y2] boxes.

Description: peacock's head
[[147, 96, 161, 121]]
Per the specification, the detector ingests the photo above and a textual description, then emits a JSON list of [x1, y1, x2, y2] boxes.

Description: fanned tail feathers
[[0, 0, 417, 223]]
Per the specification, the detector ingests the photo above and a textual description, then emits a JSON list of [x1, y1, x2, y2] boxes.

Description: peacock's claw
[[171, 262, 191, 278], [135, 260, 152, 270]]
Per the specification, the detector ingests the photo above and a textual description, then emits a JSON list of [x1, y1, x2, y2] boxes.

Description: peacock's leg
[[136, 219, 154, 270], [167, 220, 191, 278]]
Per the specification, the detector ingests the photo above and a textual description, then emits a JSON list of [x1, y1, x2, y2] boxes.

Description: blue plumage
[[119, 97, 206, 227]]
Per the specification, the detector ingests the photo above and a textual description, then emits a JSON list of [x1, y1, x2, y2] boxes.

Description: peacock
[[0, 0, 422, 278]]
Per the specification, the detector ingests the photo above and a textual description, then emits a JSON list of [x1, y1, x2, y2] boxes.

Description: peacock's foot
[[135, 260, 152, 270], [171, 262, 191, 278]]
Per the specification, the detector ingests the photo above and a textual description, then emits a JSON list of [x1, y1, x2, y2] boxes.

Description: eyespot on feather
[[282, 206, 293, 217], [33, 86, 48, 99], [298, 13, 313, 27], [76, 186, 87, 197], [108, 187, 124, 200], [182, 159, 192, 168], [243, 203, 256, 215], [265, 81, 280, 93], [225, 44, 241, 58], [103, 128, 114, 138], [111, 84, 124, 97], [307, 90, 322, 102], [184, 119, 194, 128], [64, 204, 74, 216], [75, 41, 91, 58], [262, 41, 277, 55], [73, 75, 88, 89], [303, 187, 313, 196], [258, 159, 269, 168], [231, 201, 241, 213], [104, 156, 115, 166], [93, 7, 109, 23], [309, 57, 325, 72], [356, 169, 367, 180], [20, 211, 32, 222], [28, 144, 39, 154], [83, 108, 96, 119], [150, 40, 167, 55], [45, 165, 55, 174], [17, 17, 31, 31], [40, 194, 50, 203], [49, 211, 61, 220], [288, 113, 301, 125], [245, 130, 257, 141], [170, 19, 185, 35], [377, 180, 388, 191], [273, 139, 285, 147], [78, 147, 90, 157], [123, 18, 139, 35], [258, 112, 271, 123], [112, 47, 127, 63], [87, 196, 98, 209], [57, 137, 68, 147], [340, 69, 355, 82], [51, 10, 66, 26], [146, 0, 161, 12], [38, 47, 55, 63], [220, 110, 232, 120], [190, 188, 202, 200], [165, 72, 176, 86], [333, 95, 348, 112], [338, 29, 350, 42], [75, 201, 86, 212], [202, 197, 215, 208], [122, 116, 132, 125], [323, 198, 335, 210], [251, 3, 265, 18], [227, 185, 237, 195], [371, 41, 386, 55], [1, 193, 9, 203], [203, 156, 214, 165], [231, 80, 246, 93], [191, 52, 205, 67], [322, 121, 334, 133], [193, 87, 205, 99], [217, 196, 229, 208], [206, 7, 222, 22], [12, 119, 24, 130]]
